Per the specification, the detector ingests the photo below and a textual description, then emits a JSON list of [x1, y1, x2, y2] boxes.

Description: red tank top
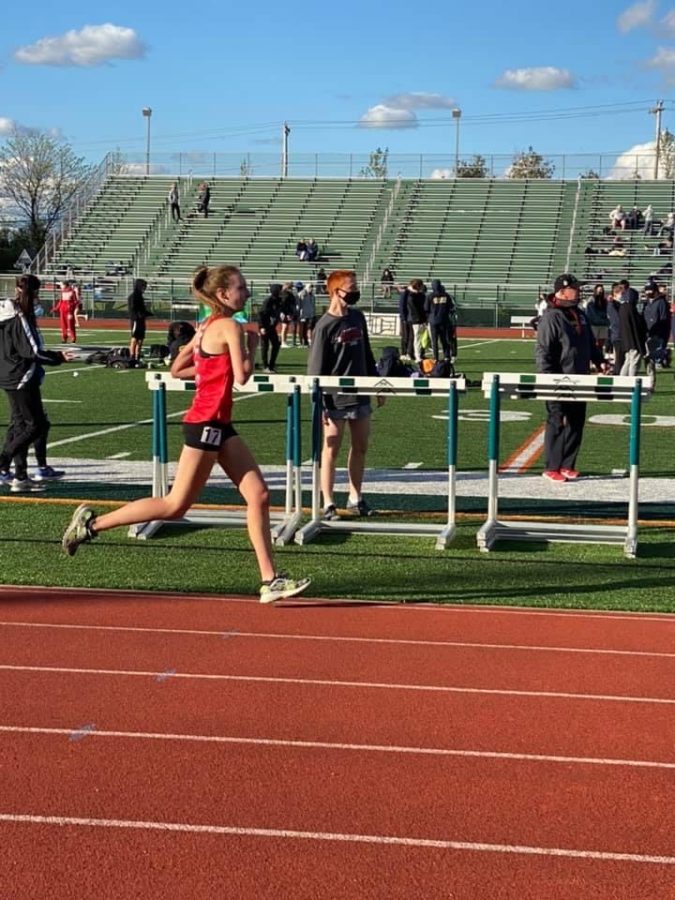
[[183, 316, 234, 424]]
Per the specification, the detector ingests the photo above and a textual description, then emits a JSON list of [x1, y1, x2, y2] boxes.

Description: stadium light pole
[[452, 108, 462, 177], [142, 107, 152, 176]]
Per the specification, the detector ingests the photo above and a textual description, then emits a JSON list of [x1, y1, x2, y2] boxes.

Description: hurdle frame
[[476, 372, 653, 558], [129, 371, 304, 542], [294, 374, 466, 549]]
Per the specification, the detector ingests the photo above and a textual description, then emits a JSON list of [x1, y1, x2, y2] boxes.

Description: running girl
[[63, 265, 310, 603]]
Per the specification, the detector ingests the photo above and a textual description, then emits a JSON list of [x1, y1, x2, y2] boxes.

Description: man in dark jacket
[[406, 279, 428, 362], [258, 284, 283, 372], [425, 279, 456, 362], [619, 287, 646, 376], [642, 282, 671, 367], [607, 282, 624, 374], [128, 279, 151, 363], [536, 273, 605, 483]]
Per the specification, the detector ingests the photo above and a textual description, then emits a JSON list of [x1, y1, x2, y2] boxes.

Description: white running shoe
[[260, 573, 311, 604]]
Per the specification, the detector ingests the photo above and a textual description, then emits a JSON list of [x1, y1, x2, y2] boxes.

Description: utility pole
[[281, 121, 290, 178], [650, 99, 664, 180]]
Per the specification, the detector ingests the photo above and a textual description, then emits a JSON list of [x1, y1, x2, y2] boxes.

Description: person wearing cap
[[536, 273, 605, 483]]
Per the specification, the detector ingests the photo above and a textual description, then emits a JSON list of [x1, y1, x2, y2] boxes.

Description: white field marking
[[2, 621, 674, 661], [404, 462, 423, 469], [0, 814, 672, 864], [301, 458, 313, 466], [0, 665, 673, 705], [41, 399, 83, 404], [500, 429, 546, 474], [458, 339, 501, 351], [45, 392, 261, 450], [45, 365, 105, 376], [1, 725, 674, 770], [107, 452, 132, 459]]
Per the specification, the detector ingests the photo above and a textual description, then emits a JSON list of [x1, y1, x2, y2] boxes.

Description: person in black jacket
[[0, 275, 72, 492], [619, 287, 646, 376], [425, 279, 456, 362], [258, 284, 283, 372], [642, 282, 671, 367], [128, 279, 152, 363], [406, 279, 428, 362], [536, 273, 605, 483]]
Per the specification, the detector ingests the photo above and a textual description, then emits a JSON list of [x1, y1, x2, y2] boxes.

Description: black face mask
[[342, 290, 361, 305]]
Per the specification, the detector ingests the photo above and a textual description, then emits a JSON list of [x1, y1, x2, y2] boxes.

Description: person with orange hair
[[63, 265, 310, 604], [307, 270, 383, 520]]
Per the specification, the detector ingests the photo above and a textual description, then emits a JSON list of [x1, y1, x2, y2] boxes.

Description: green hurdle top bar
[[146, 372, 305, 394], [147, 372, 466, 397], [481, 372, 653, 402]]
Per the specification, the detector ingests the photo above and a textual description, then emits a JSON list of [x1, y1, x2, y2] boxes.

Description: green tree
[[579, 169, 600, 179], [0, 226, 33, 273], [508, 146, 555, 180], [657, 128, 675, 179], [456, 154, 489, 178], [360, 147, 389, 179], [0, 129, 91, 255]]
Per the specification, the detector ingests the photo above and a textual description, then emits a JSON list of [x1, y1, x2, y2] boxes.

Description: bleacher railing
[[114, 151, 668, 181]]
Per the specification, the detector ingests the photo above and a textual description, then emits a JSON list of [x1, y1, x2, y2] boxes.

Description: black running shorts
[[182, 420, 238, 451]]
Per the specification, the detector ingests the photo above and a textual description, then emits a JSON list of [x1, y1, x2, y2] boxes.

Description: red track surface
[[1, 587, 674, 899]]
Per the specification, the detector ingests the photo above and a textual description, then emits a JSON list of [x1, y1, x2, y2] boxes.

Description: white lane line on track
[[46, 392, 261, 449], [1, 725, 672, 770], [0, 814, 672, 864], [1, 621, 673, 660], [107, 452, 132, 459], [1, 665, 673, 705]]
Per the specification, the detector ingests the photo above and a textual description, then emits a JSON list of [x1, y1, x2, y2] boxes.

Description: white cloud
[[430, 168, 453, 179], [14, 24, 146, 67], [617, 0, 656, 32], [0, 117, 15, 136], [646, 46, 675, 81], [607, 141, 656, 179], [495, 67, 576, 91], [359, 105, 418, 129], [661, 9, 675, 35], [120, 163, 170, 175], [383, 92, 457, 110]]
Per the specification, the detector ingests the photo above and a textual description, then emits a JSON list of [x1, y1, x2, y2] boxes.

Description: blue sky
[[1, 0, 674, 170]]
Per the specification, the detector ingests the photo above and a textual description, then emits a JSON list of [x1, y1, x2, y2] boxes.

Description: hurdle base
[[295, 517, 455, 547], [477, 519, 637, 558], [129, 507, 291, 541], [272, 511, 304, 546]]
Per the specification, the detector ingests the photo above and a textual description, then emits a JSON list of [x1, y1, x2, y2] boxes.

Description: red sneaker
[[560, 468, 580, 480], [543, 470, 567, 483]]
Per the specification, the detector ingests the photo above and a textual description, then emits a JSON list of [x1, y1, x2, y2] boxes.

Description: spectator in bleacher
[[626, 206, 643, 230], [607, 236, 626, 257], [295, 239, 308, 261], [425, 279, 455, 362], [315, 267, 327, 295], [406, 279, 428, 362], [584, 285, 610, 352], [298, 283, 316, 347], [609, 205, 627, 230], [536, 273, 605, 483], [618, 287, 646, 376], [168, 183, 181, 222], [643, 281, 671, 367], [128, 279, 152, 364], [306, 238, 319, 262], [258, 284, 283, 373], [280, 282, 299, 347], [658, 212, 674, 237], [643, 204, 654, 235], [380, 267, 395, 299], [653, 236, 673, 256], [197, 182, 211, 218]]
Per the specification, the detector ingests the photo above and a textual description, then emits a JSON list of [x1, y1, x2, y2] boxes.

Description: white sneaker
[[260, 573, 311, 603], [9, 477, 45, 493]]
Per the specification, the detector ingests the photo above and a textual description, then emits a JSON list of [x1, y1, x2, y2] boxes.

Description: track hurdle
[[476, 372, 653, 558], [294, 374, 466, 549], [129, 371, 304, 544]]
